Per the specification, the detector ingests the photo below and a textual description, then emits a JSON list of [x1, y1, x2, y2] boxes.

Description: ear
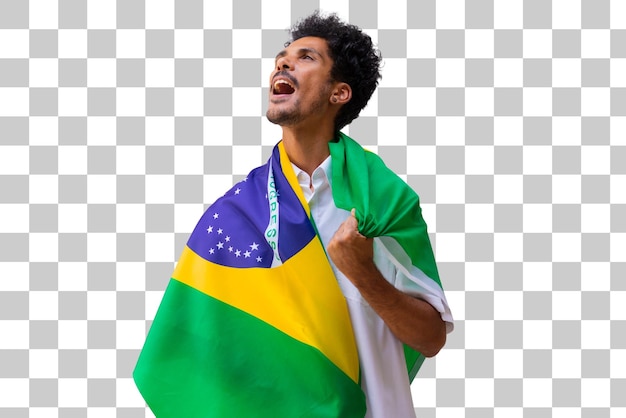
[[331, 82, 352, 105]]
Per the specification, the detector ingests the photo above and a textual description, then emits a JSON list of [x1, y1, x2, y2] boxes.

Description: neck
[[280, 124, 336, 176]]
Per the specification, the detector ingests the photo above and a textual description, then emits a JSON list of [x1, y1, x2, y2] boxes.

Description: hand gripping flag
[[328, 132, 447, 381], [133, 141, 366, 417]]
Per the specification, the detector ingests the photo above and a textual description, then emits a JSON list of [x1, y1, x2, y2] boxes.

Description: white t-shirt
[[292, 156, 454, 418]]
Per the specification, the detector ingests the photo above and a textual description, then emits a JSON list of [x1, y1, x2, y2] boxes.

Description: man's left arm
[[327, 210, 447, 358]]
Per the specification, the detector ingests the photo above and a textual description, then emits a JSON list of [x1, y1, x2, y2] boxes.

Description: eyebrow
[[274, 47, 324, 61]]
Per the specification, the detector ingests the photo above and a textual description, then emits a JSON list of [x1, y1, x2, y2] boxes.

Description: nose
[[275, 55, 291, 71]]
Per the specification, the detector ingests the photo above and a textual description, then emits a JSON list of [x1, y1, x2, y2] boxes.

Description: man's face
[[266, 36, 335, 128]]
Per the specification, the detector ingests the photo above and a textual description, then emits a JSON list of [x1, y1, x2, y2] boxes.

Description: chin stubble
[[266, 85, 331, 127]]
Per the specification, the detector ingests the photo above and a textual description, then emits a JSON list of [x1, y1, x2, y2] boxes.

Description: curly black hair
[[287, 11, 382, 132]]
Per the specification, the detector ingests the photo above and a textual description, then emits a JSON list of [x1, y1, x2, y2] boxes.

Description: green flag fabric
[[330, 132, 445, 380]]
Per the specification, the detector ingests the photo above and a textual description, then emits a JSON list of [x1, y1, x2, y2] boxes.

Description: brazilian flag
[[134, 133, 444, 416]]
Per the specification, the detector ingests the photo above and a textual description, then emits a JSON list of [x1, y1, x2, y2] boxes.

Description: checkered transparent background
[[1, 0, 625, 417]]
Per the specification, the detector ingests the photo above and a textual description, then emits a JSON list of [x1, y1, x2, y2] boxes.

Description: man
[[135, 11, 453, 418]]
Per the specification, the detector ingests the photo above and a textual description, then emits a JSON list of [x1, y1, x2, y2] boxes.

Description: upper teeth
[[274, 79, 293, 89]]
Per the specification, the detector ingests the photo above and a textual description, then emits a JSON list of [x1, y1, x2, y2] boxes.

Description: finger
[[333, 217, 354, 240], [347, 209, 367, 238], [344, 212, 358, 230]]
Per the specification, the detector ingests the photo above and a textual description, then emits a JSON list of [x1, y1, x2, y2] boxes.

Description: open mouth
[[272, 79, 295, 95]]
